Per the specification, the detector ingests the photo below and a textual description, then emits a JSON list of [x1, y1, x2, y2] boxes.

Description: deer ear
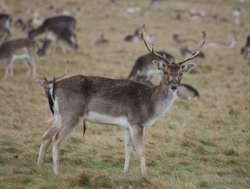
[[36, 79, 46, 87], [181, 63, 196, 72], [152, 60, 165, 70]]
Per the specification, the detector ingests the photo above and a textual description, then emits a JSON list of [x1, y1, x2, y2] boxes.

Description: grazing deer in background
[[0, 38, 38, 78], [241, 35, 250, 61], [0, 13, 12, 45], [128, 51, 200, 99], [37, 26, 206, 176], [28, 15, 78, 52]]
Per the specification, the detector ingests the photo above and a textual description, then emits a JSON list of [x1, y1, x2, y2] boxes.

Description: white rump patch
[[49, 97, 62, 128]]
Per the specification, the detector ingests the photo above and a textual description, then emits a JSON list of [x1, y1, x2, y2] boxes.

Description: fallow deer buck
[[37, 26, 206, 176], [0, 38, 38, 79], [28, 15, 78, 53]]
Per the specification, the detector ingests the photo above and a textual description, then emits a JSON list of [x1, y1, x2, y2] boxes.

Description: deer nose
[[170, 85, 178, 91], [169, 82, 178, 90]]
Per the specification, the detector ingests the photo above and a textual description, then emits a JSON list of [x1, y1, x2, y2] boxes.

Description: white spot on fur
[[50, 97, 62, 128], [48, 83, 54, 101]]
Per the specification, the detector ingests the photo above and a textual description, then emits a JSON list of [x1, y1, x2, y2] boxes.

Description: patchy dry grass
[[0, 0, 250, 188]]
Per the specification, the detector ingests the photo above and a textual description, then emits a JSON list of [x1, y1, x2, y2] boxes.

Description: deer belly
[[85, 111, 130, 128], [12, 54, 29, 61]]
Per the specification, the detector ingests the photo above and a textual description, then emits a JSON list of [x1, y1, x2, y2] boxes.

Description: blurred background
[[0, 0, 249, 188]]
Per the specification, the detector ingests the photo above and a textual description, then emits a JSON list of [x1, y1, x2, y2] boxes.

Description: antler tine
[[140, 25, 172, 64], [177, 31, 206, 65], [53, 61, 69, 81], [36, 71, 47, 82]]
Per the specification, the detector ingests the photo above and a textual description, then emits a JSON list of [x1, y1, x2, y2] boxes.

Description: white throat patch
[[143, 89, 177, 128]]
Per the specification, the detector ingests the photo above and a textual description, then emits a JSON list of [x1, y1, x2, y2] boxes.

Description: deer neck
[[152, 75, 177, 116]]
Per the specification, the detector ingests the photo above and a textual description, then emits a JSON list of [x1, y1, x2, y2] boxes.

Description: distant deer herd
[[0, 1, 249, 177]]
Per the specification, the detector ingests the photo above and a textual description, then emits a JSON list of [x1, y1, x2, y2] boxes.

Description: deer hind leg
[[4, 58, 14, 79], [38, 125, 58, 167], [52, 117, 78, 175], [67, 27, 78, 50], [124, 128, 134, 176], [58, 40, 66, 54], [25, 57, 36, 78], [59, 31, 77, 52], [71, 32, 78, 50], [130, 125, 147, 177]]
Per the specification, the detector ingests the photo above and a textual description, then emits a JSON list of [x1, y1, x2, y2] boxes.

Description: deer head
[[140, 25, 206, 91], [36, 61, 68, 89]]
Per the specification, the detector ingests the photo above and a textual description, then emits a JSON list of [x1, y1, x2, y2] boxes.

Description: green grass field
[[0, 0, 249, 188]]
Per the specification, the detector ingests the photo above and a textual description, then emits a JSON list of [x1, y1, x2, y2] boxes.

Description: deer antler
[[140, 25, 172, 64], [36, 61, 69, 84], [177, 31, 206, 65], [53, 61, 69, 81]]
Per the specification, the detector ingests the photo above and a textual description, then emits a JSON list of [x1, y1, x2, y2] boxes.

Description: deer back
[[0, 38, 38, 58], [50, 75, 157, 124]]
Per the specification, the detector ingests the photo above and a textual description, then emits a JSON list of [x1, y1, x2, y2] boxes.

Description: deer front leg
[[124, 128, 133, 176], [130, 125, 147, 177]]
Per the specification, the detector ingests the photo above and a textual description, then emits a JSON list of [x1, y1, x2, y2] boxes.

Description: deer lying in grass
[[37, 26, 206, 176], [124, 28, 141, 42], [0, 38, 38, 79], [180, 46, 205, 59], [91, 33, 109, 46], [28, 15, 78, 53], [204, 35, 238, 49], [128, 51, 175, 83], [172, 33, 199, 44], [128, 51, 200, 99]]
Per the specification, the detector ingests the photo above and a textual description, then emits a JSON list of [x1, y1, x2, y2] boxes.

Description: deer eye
[[163, 69, 169, 74], [179, 73, 183, 79]]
